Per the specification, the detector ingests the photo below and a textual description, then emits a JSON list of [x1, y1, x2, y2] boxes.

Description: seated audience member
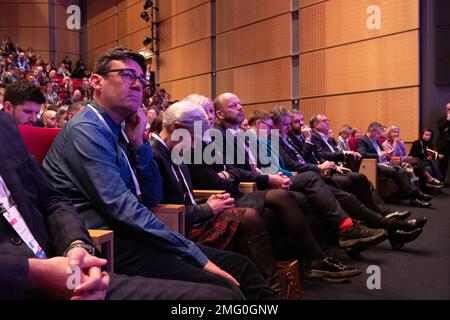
[[437, 103, 450, 179], [357, 122, 432, 207], [337, 125, 352, 152], [44, 83, 60, 105], [348, 128, 362, 152], [42, 110, 57, 128], [72, 89, 82, 102], [144, 108, 157, 138], [383, 126, 443, 189], [409, 128, 445, 183], [66, 101, 86, 120], [0, 111, 240, 300], [240, 118, 249, 131], [272, 108, 425, 251], [2, 80, 45, 125], [15, 52, 30, 72], [327, 128, 338, 149], [43, 46, 275, 300], [55, 107, 68, 128]]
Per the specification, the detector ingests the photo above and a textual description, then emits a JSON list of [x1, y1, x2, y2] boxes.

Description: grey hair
[[162, 100, 209, 133], [184, 94, 213, 109]]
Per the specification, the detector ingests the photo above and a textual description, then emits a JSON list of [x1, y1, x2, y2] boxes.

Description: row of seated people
[[329, 123, 445, 191], [0, 46, 430, 300]]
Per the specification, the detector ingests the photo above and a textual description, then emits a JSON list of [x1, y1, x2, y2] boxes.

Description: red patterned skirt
[[186, 208, 246, 250]]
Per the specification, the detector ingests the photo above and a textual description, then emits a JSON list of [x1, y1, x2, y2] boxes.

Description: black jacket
[[151, 137, 215, 225], [356, 134, 383, 160], [0, 112, 93, 299]]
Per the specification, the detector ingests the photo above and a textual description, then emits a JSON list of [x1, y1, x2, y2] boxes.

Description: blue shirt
[[43, 103, 208, 267]]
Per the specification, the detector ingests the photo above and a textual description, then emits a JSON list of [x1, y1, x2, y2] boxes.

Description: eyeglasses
[[321, 119, 331, 123], [103, 68, 146, 88]]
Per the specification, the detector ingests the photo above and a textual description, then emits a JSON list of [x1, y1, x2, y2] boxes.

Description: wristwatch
[[64, 242, 96, 256]]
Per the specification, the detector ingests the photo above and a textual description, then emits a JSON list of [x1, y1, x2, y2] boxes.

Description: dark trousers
[[326, 184, 389, 229], [114, 238, 277, 300], [330, 172, 387, 214], [289, 171, 347, 231], [377, 164, 418, 197], [107, 273, 242, 300]]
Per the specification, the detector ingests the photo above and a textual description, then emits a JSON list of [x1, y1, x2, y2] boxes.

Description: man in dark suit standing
[[357, 122, 432, 208], [0, 111, 240, 300]]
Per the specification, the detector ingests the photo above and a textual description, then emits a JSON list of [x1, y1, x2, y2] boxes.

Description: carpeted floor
[[301, 187, 450, 300]]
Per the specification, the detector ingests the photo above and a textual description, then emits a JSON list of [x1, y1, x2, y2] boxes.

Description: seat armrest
[[88, 229, 114, 273], [152, 204, 186, 236], [238, 182, 256, 193], [192, 190, 226, 201]]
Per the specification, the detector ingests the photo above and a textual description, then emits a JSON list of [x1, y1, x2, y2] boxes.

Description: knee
[[242, 208, 262, 225]]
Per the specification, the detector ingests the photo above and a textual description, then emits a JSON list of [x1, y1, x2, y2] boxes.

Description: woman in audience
[[348, 128, 362, 151], [44, 82, 60, 105], [383, 126, 443, 189], [180, 95, 361, 283], [409, 128, 445, 183]]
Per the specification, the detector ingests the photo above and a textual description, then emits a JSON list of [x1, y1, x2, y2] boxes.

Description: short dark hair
[[67, 101, 87, 114], [4, 80, 45, 106], [420, 128, 434, 141], [367, 121, 384, 132], [93, 46, 146, 75]]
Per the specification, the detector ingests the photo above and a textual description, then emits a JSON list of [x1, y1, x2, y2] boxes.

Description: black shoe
[[426, 179, 445, 189], [339, 222, 388, 251], [304, 256, 361, 282], [410, 198, 431, 208], [417, 192, 432, 202], [392, 217, 427, 231], [385, 210, 411, 221], [389, 228, 423, 250]]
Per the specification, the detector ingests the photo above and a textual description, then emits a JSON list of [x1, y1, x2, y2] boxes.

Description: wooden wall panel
[[117, 0, 148, 40], [299, 0, 325, 9], [159, 2, 211, 52], [159, 38, 211, 82], [216, 57, 292, 105], [300, 0, 419, 53], [87, 15, 117, 52], [160, 74, 212, 101], [243, 100, 293, 119], [300, 30, 419, 98], [0, 2, 49, 27], [118, 28, 148, 52], [87, 41, 117, 70], [216, 13, 291, 70], [87, 0, 117, 28], [300, 87, 419, 141], [160, 0, 210, 20], [216, 0, 291, 34], [55, 29, 80, 57], [117, 0, 141, 12]]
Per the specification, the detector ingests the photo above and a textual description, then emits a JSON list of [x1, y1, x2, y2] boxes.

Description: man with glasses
[[43, 46, 276, 300]]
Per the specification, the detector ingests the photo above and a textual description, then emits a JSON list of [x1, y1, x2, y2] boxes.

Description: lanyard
[[151, 133, 196, 205], [88, 104, 142, 198], [0, 177, 47, 259], [283, 137, 305, 164]]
